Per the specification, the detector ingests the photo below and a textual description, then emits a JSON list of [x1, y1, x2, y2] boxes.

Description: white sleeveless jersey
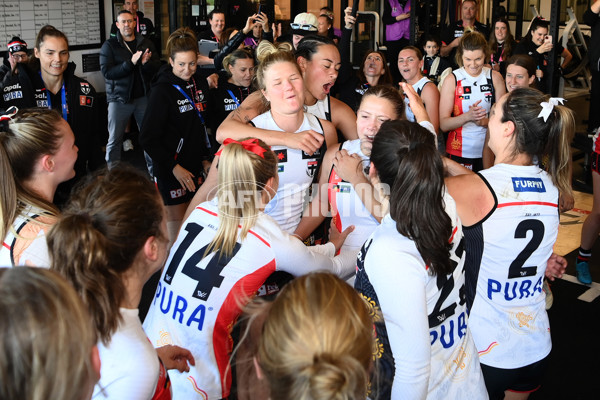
[[328, 139, 378, 251], [354, 192, 487, 399], [466, 164, 558, 369], [446, 67, 494, 159], [304, 94, 331, 121], [143, 199, 347, 400], [252, 111, 324, 233], [0, 207, 55, 268], [405, 76, 433, 122]]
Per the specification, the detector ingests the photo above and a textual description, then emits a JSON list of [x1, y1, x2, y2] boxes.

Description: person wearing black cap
[[0, 37, 29, 83]]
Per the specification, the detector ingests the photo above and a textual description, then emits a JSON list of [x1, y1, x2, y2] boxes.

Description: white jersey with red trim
[[354, 191, 487, 399], [405, 76, 434, 122], [93, 308, 171, 400], [328, 139, 378, 251], [252, 111, 325, 233], [143, 199, 347, 400], [466, 164, 558, 369], [446, 67, 494, 159], [0, 207, 55, 268]]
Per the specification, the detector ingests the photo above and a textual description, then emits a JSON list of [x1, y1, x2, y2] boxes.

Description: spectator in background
[[100, 9, 160, 169], [421, 34, 451, 85], [0, 37, 29, 82], [0, 26, 105, 205], [317, 12, 339, 44], [198, 9, 226, 43], [383, 0, 411, 84], [488, 18, 515, 76], [320, 6, 342, 38], [109, 0, 155, 40], [276, 12, 319, 50], [584, 0, 600, 134], [217, 0, 251, 30], [441, 0, 489, 68], [514, 17, 572, 94]]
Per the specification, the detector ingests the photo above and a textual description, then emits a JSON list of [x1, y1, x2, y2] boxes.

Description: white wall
[[68, 0, 114, 92]]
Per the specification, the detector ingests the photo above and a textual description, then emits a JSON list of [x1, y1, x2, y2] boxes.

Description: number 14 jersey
[[465, 164, 558, 369]]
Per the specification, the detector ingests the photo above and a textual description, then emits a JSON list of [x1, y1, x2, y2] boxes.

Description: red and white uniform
[[465, 164, 558, 369], [252, 111, 325, 233], [354, 191, 488, 399], [143, 199, 351, 400], [446, 67, 494, 159], [592, 128, 600, 153], [0, 207, 55, 268]]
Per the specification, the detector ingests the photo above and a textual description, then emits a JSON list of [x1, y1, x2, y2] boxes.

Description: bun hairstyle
[[0, 267, 97, 400], [0, 108, 63, 244], [455, 31, 489, 67], [35, 25, 69, 51], [500, 87, 574, 197], [166, 27, 198, 60], [210, 138, 277, 256], [370, 120, 453, 276], [254, 40, 297, 91], [48, 166, 166, 344], [257, 272, 373, 400]]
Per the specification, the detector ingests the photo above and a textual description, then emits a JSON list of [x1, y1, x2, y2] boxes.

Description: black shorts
[[480, 356, 549, 400], [591, 151, 600, 175], [154, 164, 203, 206], [447, 154, 484, 172]]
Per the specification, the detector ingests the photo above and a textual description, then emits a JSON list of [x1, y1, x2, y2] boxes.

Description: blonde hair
[[210, 138, 277, 256], [0, 267, 97, 400], [257, 272, 374, 400], [0, 108, 63, 244], [48, 166, 166, 344], [500, 88, 574, 197], [254, 40, 297, 91], [223, 48, 254, 77], [166, 27, 198, 60], [455, 31, 489, 67]]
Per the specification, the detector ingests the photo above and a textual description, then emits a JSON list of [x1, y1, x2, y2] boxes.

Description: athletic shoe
[[576, 261, 592, 284], [543, 280, 553, 310]]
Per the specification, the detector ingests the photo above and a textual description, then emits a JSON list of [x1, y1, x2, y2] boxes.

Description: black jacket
[[140, 64, 214, 174], [0, 61, 106, 204], [514, 37, 564, 94], [100, 31, 160, 103], [210, 77, 253, 132]]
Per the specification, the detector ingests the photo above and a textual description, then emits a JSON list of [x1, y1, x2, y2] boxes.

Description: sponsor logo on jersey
[[463, 86, 472, 94], [332, 184, 351, 193], [480, 84, 492, 92], [170, 188, 187, 199], [36, 100, 49, 108], [223, 97, 237, 104], [179, 104, 194, 113], [34, 93, 46, 99], [80, 82, 91, 94], [302, 148, 321, 159], [274, 149, 287, 162], [224, 104, 237, 111], [487, 276, 543, 301], [3, 91, 22, 101], [80, 95, 93, 107], [278, 165, 284, 172], [512, 177, 546, 192], [3, 83, 22, 92]]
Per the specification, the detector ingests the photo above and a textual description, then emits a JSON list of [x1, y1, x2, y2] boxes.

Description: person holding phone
[[514, 17, 572, 94]]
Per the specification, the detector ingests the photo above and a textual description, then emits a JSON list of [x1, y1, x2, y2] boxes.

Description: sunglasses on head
[[291, 23, 316, 30]]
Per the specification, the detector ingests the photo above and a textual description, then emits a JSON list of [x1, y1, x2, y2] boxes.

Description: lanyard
[[172, 83, 212, 150], [226, 89, 240, 107], [39, 72, 68, 121]]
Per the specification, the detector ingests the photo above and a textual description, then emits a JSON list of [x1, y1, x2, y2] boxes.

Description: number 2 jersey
[[354, 191, 487, 399], [465, 164, 558, 369], [143, 199, 351, 400]]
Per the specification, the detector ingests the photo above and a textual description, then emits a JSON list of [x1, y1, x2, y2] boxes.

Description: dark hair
[[500, 87, 574, 196], [370, 120, 452, 276], [166, 27, 198, 60], [455, 31, 489, 67], [359, 85, 405, 120], [356, 50, 393, 85], [295, 35, 336, 61], [35, 25, 69, 50], [423, 34, 441, 48], [400, 45, 423, 60], [488, 18, 514, 59], [208, 9, 225, 20], [48, 166, 166, 344], [506, 54, 536, 77], [528, 17, 549, 37], [117, 9, 134, 18]]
